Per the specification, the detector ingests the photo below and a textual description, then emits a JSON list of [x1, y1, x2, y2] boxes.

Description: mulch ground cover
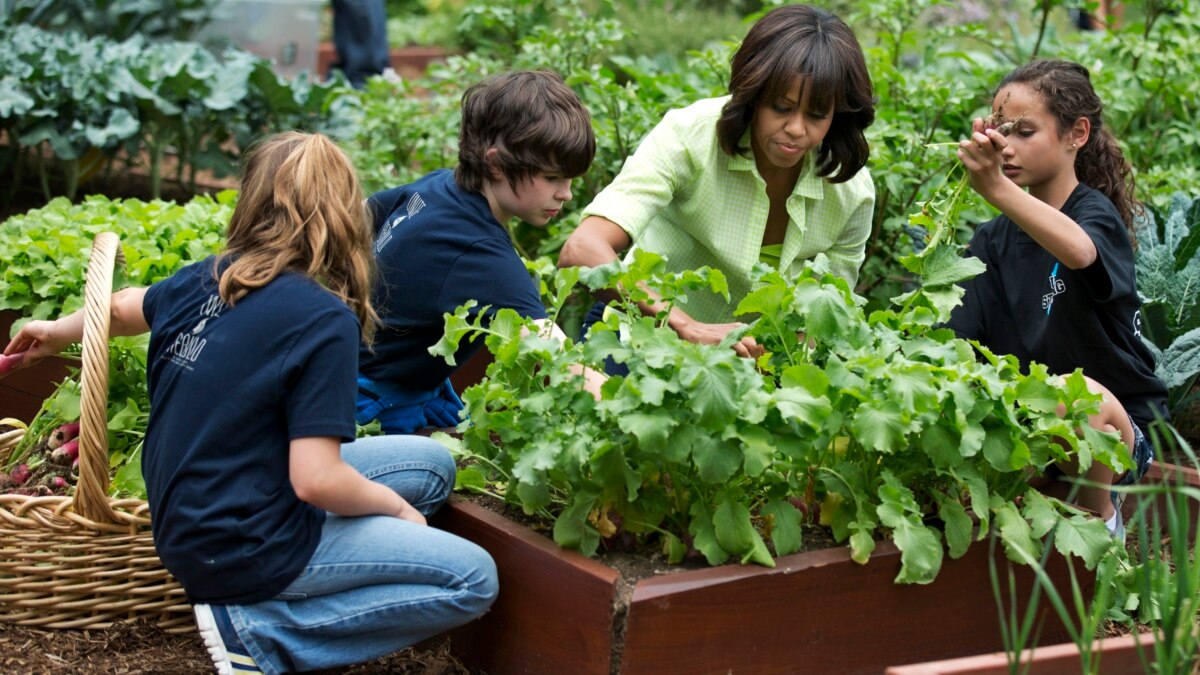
[[0, 620, 474, 674]]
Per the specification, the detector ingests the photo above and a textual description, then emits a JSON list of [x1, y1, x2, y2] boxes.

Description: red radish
[[0, 351, 26, 376], [9, 463, 31, 486], [50, 476, 68, 490], [52, 439, 80, 464], [48, 422, 81, 450]]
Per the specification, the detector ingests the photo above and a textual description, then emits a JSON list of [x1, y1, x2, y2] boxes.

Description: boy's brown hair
[[455, 70, 595, 193], [717, 4, 875, 184]]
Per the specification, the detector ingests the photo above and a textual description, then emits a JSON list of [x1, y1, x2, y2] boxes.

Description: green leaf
[[690, 434, 742, 484], [933, 492, 972, 559], [714, 494, 774, 567], [738, 426, 776, 477], [554, 493, 600, 556], [678, 349, 740, 427], [689, 502, 730, 566], [992, 498, 1041, 564], [851, 400, 907, 454], [877, 471, 943, 584], [454, 464, 488, 493], [761, 498, 803, 556], [618, 411, 677, 454]]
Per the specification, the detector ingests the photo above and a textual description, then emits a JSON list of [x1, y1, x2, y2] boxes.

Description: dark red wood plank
[[621, 539, 1091, 675], [432, 498, 619, 675]]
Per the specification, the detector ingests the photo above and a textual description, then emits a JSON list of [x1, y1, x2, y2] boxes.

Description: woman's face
[[751, 77, 833, 174]]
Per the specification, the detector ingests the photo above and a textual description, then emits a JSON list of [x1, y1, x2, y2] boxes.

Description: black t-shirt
[[947, 184, 1169, 431], [359, 169, 547, 392], [142, 258, 358, 604]]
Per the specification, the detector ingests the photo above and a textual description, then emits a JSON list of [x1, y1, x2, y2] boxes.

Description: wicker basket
[[0, 233, 192, 632]]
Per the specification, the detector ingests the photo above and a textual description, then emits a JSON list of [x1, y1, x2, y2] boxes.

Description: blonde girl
[[3, 132, 497, 674]]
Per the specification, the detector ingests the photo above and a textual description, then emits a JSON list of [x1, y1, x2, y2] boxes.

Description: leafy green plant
[[0, 193, 233, 323], [994, 427, 1199, 675], [3, 334, 152, 499], [0, 23, 355, 203], [432, 173, 1124, 582], [1134, 192, 1200, 419], [5, 0, 221, 41]]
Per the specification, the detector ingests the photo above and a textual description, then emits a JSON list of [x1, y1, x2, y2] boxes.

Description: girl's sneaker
[[193, 603, 262, 674]]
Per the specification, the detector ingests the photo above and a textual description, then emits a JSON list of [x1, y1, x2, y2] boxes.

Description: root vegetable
[[48, 422, 81, 450], [9, 463, 31, 486], [51, 439, 80, 464], [0, 351, 27, 376]]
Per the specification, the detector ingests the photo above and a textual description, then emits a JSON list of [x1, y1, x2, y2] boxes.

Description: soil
[[0, 620, 473, 674]]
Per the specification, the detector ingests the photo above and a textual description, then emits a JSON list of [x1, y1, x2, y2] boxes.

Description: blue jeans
[[331, 0, 390, 88], [223, 435, 498, 674]]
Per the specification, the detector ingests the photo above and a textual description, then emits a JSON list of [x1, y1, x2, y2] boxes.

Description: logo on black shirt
[[164, 294, 224, 369], [375, 192, 427, 252], [1041, 262, 1066, 316]]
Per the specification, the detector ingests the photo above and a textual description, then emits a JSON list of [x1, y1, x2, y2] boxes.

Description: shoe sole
[[194, 604, 237, 675]]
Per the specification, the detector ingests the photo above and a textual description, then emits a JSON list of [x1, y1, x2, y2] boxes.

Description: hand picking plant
[[432, 170, 1128, 583], [2, 335, 151, 499]]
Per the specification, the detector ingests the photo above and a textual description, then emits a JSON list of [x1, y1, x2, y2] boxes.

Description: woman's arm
[[558, 217, 763, 357], [289, 436, 426, 523], [558, 215, 631, 269], [2, 288, 150, 367]]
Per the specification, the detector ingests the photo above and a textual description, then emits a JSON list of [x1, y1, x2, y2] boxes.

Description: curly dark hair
[[998, 59, 1142, 240]]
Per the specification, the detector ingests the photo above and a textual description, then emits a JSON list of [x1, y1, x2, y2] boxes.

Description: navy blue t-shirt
[[947, 184, 1169, 431], [142, 257, 359, 604], [359, 169, 547, 392]]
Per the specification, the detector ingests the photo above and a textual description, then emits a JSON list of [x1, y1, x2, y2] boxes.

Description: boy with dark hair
[[357, 70, 599, 434]]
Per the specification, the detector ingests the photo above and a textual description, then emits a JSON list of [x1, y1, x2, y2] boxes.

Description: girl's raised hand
[[957, 117, 1010, 199]]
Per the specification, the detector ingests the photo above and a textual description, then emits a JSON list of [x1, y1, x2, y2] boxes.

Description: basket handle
[[74, 232, 125, 524]]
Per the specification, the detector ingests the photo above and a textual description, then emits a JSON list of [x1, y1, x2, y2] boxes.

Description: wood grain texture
[[432, 498, 620, 675]]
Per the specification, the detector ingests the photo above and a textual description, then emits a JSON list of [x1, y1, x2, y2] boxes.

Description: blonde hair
[[218, 131, 379, 343]]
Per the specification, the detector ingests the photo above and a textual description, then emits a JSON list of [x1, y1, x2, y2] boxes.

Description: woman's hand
[[675, 318, 764, 359]]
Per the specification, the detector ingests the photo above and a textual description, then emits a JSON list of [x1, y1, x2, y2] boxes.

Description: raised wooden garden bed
[[430, 498, 1093, 675], [316, 43, 453, 81], [885, 632, 1157, 674]]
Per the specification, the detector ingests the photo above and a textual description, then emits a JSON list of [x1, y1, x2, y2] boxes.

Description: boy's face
[[484, 171, 574, 227]]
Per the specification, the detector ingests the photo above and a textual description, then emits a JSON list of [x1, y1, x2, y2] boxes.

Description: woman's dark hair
[[999, 59, 1141, 237], [456, 69, 595, 193], [717, 4, 875, 183]]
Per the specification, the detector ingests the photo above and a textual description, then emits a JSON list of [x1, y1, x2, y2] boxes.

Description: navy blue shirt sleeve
[[444, 237, 548, 322], [283, 314, 359, 442]]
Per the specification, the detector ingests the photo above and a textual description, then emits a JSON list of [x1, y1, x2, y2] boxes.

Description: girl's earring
[[1070, 143, 1077, 149]]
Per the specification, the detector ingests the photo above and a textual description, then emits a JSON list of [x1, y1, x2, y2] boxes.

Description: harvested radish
[[50, 476, 68, 490], [9, 463, 31, 486], [48, 422, 81, 449], [0, 351, 26, 376], [52, 439, 80, 464]]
